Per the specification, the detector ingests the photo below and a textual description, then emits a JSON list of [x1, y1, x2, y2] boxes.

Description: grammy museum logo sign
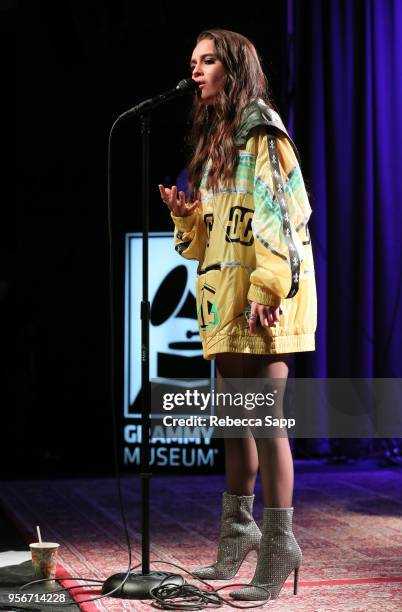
[[124, 233, 219, 468]]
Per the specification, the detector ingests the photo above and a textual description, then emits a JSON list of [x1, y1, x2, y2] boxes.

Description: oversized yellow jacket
[[171, 101, 317, 360]]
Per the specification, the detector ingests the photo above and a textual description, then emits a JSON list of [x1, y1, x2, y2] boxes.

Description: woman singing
[[159, 29, 317, 602]]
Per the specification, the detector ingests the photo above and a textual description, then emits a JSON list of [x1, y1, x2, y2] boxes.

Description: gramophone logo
[[125, 233, 212, 418]]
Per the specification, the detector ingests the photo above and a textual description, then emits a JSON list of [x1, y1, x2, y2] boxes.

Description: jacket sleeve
[[171, 207, 207, 261], [247, 128, 312, 308]]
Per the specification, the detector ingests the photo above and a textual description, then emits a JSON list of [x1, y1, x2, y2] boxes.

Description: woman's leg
[[244, 355, 294, 508], [230, 354, 302, 601], [191, 353, 261, 580], [216, 354, 259, 496]]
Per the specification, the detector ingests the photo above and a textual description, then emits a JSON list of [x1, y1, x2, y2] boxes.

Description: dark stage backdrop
[[11, 2, 289, 476], [294, 0, 402, 378], [8, 1, 402, 476], [292, 0, 402, 459]]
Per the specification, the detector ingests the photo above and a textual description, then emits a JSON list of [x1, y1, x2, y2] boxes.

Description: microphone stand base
[[102, 570, 183, 599]]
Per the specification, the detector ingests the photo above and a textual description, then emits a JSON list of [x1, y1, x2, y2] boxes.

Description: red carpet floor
[[1, 464, 402, 610]]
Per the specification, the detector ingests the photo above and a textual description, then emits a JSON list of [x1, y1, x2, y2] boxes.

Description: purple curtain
[[293, 0, 402, 378]]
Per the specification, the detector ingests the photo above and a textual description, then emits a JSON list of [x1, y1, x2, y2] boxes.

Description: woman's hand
[[248, 301, 281, 335], [159, 184, 200, 217]]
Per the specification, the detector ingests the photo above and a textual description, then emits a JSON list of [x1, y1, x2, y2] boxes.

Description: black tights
[[216, 353, 294, 508]]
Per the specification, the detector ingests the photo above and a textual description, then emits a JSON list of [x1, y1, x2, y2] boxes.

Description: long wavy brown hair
[[187, 29, 272, 199]]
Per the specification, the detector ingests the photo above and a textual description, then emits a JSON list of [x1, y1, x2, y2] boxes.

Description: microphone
[[118, 78, 197, 119]]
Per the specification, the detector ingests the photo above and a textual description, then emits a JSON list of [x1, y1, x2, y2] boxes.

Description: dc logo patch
[[225, 206, 254, 245]]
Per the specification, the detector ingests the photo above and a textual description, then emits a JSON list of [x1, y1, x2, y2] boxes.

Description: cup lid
[[29, 542, 60, 548]]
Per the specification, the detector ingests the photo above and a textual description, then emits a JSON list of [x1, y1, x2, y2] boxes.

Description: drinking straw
[[36, 526, 42, 544]]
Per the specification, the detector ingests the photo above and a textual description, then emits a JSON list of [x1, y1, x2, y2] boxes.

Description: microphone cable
[[18, 113, 136, 608]]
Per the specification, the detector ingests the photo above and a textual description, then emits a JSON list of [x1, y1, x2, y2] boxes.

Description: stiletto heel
[[293, 566, 300, 595], [230, 507, 302, 601]]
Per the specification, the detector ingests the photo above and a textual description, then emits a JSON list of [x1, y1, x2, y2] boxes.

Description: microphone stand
[[102, 96, 189, 598]]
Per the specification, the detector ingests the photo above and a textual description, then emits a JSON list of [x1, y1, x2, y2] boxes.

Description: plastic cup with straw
[[29, 525, 60, 580]]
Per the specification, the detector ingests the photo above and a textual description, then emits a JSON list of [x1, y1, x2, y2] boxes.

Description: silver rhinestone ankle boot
[[191, 492, 261, 580], [229, 507, 302, 600]]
